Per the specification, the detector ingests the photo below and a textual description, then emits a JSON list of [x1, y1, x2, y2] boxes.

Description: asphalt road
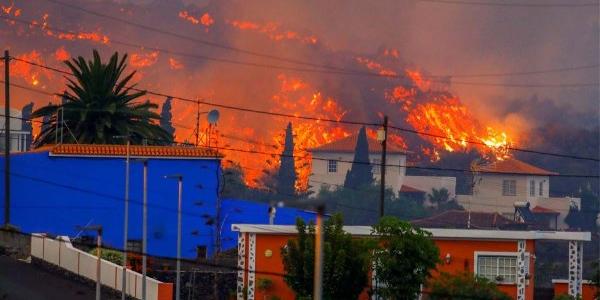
[[0, 255, 119, 300]]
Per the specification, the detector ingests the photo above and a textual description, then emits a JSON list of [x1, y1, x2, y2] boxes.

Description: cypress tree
[[160, 97, 176, 139], [277, 122, 297, 198], [344, 126, 373, 189]]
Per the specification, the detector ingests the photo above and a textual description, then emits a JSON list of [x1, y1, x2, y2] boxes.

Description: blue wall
[[219, 198, 317, 251], [0, 151, 319, 259], [1, 151, 221, 259]]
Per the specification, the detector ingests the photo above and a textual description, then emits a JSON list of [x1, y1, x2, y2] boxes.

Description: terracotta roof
[[531, 206, 560, 215], [400, 185, 425, 193], [476, 158, 557, 176], [411, 210, 516, 229], [308, 135, 407, 154], [37, 144, 221, 159]]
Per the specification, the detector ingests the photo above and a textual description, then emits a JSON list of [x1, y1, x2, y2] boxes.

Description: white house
[[456, 158, 579, 229], [0, 107, 30, 152], [307, 134, 408, 195]]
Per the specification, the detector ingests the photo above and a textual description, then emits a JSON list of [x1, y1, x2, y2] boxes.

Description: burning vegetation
[[2, 0, 520, 191]]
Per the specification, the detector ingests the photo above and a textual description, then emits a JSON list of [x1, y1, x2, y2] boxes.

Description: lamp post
[[77, 225, 103, 300], [142, 159, 148, 300], [164, 174, 183, 300], [114, 136, 130, 300]]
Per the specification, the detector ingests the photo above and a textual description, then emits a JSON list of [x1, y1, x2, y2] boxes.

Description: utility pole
[[117, 137, 131, 300], [195, 101, 200, 146], [164, 174, 183, 300], [313, 204, 324, 300], [142, 160, 148, 300], [4, 50, 10, 226], [77, 225, 103, 300], [379, 116, 388, 218]]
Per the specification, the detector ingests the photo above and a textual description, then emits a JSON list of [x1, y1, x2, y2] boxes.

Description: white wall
[[309, 151, 406, 196], [30, 234, 170, 300]]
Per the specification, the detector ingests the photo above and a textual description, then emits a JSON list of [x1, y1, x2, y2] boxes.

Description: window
[[539, 181, 544, 196], [372, 158, 380, 174], [502, 180, 516, 196], [477, 255, 517, 283], [327, 160, 337, 173], [529, 180, 535, 196]]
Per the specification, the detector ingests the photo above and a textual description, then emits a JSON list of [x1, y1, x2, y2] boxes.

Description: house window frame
[[539, 181, 544, 196], [502, 179, 517, 196], [474, 251, 529, 285], [327, 160, 337, 173], [529, 180, 535, 196]]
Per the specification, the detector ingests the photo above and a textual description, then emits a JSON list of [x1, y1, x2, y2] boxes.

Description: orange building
[[232, 225, 591, 300]]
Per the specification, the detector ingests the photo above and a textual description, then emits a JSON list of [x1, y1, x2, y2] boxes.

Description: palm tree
[[427, 188, 450, 207], [32, 50, 173, 147]]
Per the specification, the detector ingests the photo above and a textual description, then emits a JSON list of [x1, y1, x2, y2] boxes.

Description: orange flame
[[179, 11, 214, 30], [227, 19, 318, 45], [9, 50, 52, 86], [129, 51, 159, 68], [168, 57, 184, 70], [385, 69, 513, 161], [54, 46, 70, 61]]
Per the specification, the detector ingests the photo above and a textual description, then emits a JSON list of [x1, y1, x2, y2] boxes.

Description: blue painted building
[[0, 144, 317, 259]]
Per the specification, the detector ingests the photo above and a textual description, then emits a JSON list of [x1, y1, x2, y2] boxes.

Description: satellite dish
[[207, 109, 220, 125]]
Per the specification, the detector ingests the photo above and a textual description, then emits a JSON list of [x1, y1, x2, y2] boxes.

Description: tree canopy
[[32, 50, 172, 146], [428, 272, 511, 300], [281, 214, 371, 300], [344, 126, 374, 189], [371, 216, 440, 299], [277, 122, 297, 198]]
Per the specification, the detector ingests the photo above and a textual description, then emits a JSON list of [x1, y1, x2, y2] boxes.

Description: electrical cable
[[3, 15, 599, 88]]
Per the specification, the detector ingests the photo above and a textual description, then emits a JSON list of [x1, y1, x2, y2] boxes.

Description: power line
[[3, 74, 600, 163], [417, 0, 600, 7], [38, 0, 600, 80], [2, 14, 599, 88], [431, 64, 599, 78]]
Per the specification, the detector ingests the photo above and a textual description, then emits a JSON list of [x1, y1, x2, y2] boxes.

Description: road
[[0, 255, 119, 300]]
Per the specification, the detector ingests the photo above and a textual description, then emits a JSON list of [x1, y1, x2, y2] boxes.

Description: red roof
[[309, 135, 407, 154], [411, 210, 516, 229], [531, 206, 560, 214], [400, 185, 425, 193], [476, 158, 557, 176], [37, 144, 221, 158]]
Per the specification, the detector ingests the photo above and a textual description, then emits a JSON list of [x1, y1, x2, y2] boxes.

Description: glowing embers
[[227, 19, 318, 45], [178, 11, 214, 30]]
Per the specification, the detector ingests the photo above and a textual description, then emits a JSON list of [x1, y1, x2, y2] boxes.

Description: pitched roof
[[37, 144, 221, 159], [411, 210, 516, 229], [476, 158, 557, 176], [308, 135, 407, 154], [531, 206, 560, 215], [400, 185, 425, 193]]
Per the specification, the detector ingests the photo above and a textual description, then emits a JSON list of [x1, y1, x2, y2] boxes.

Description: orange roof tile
[[531, 206, 560, 214], [308, 135, 407, 154], [38, 144, 221, 159], [476, 158, 557, 176], [412, 210, 516, 229], [400, 185, 425, 193]]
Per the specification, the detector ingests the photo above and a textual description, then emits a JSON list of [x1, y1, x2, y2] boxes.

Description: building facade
[[308, 135, 407, 195], [456, 159, 579, 229], [0, 107, 31, 152], [232, 224, 591, 300]]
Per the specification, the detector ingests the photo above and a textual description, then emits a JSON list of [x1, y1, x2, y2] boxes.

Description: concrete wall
[[309, 151, 406, 195], [31, 234, 172, 300]]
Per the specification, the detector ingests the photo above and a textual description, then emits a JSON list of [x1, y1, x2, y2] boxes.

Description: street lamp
[[76, 225, 103, 300], [164, 174, 183, 300], [114, 135, 130, 300], [141, 159, 148, 300]]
